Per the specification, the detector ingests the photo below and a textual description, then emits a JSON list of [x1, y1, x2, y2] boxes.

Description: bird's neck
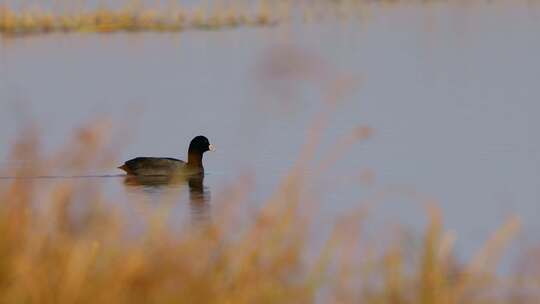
[[187, 152, 203, 167]]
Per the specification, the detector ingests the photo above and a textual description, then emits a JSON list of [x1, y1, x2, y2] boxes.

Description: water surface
[[1, 2, 539, 264]]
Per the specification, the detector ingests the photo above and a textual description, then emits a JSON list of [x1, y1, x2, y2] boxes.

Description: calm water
[[1, 3, 539, 263]]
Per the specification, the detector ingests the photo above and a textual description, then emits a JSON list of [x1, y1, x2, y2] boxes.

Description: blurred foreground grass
[[0, 119, 538, 303]]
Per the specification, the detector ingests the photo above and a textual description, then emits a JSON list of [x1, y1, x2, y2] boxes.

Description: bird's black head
[[188, 136, 215, 154]]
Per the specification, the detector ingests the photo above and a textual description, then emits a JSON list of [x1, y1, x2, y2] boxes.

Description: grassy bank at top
[[0, 1, 279, 35]]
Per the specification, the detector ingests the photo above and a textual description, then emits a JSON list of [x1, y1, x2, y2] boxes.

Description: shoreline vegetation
[[0, 1, 278, 35]]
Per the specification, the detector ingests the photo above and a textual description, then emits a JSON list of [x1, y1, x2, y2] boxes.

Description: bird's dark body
[[120, 157, 192, 176]]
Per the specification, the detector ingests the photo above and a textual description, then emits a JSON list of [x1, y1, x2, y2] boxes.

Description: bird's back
[[119, 157, 186, 176]]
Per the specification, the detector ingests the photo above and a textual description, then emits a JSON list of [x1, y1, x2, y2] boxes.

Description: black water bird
[[118, 136, 215, 176]]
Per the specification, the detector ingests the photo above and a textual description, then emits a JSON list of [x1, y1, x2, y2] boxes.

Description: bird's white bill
[[209, 144, 216, 152]]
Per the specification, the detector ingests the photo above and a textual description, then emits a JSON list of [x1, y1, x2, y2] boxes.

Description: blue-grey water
[[1, 2, 539, 266]]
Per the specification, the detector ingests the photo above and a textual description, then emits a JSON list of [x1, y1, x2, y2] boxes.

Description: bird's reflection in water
[[123, 174, 211, 226]]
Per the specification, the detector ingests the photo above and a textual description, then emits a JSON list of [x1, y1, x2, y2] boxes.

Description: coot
[[118, 135, 215, 176]]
